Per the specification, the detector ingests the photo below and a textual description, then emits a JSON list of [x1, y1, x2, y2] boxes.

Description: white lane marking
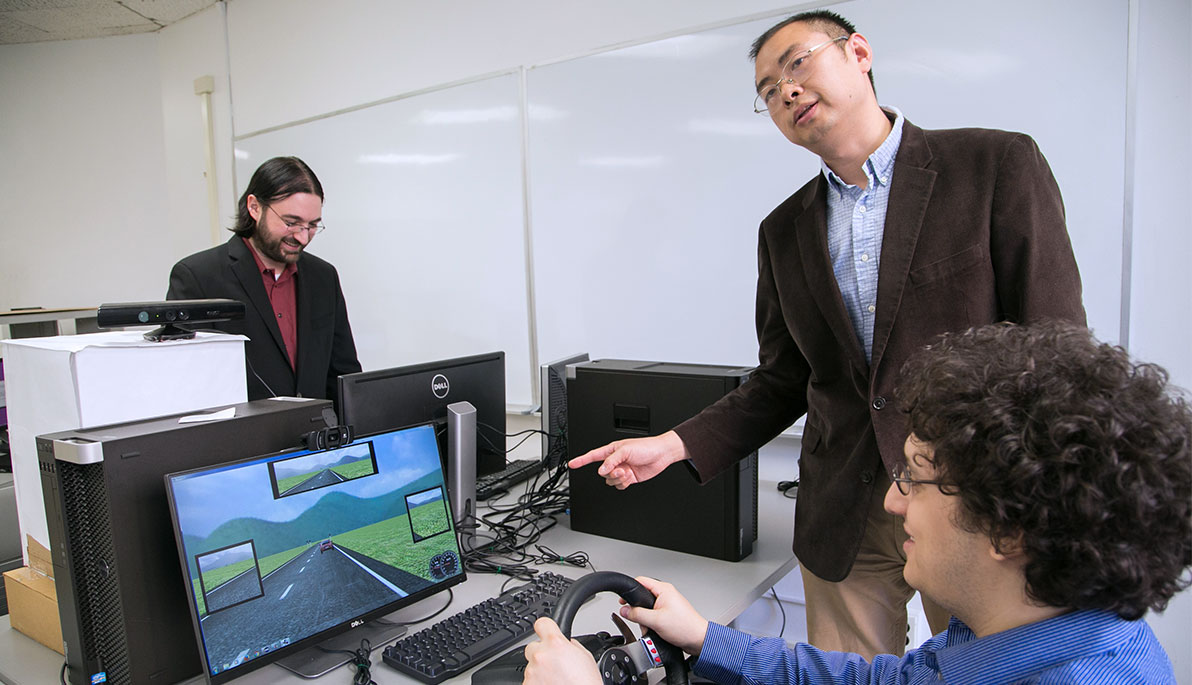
[[333, 548, 409, 597], [279, 583, 293, 600], [208, 566, 257, 596], [299, 566, 305, 573]]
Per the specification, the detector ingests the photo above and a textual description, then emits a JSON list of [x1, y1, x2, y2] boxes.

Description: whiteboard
[[527, 0, 1127, 374], [234, 0, 1127, 409], [234, 73, 534, 406]]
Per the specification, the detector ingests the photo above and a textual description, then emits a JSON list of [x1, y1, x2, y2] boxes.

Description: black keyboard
[[381, 571, 573, 683], [475, 459, 544, 501]]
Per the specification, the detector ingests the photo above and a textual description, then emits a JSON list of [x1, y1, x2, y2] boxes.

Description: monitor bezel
[[336, 351, 507, 475], [163, 421, 467, 684]]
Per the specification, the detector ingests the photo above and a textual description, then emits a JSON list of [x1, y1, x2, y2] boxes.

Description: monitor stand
[[274, 619, 408, 678]]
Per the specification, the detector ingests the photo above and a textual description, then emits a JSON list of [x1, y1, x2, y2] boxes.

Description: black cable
[[60, 662, 68, 685], [316, 638, 376, 685], [459, 465, 580, 581], [476, 421, 551, 457], [374, 588, 455, 629], [777, 479, 799, 499], [771, 586, 788, 639], [530, 544, 593, 571]]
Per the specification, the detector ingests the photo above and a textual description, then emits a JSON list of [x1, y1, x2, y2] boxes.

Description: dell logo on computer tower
[[431, 374, 450, 398]]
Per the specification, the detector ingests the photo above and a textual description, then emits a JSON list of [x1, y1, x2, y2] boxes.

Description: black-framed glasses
[[267, 204, 326, 235], [890, 462, 947, 496], [753, 35, 849, 115]]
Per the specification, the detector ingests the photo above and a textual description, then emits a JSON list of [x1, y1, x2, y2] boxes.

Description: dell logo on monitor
[[431, 374, 450, 399]]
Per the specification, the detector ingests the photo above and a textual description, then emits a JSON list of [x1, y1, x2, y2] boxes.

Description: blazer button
[[872, 396, 887, 410], [861, 471, 874, 484]]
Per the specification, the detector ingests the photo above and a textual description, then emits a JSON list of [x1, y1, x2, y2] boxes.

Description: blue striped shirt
[[694, 609, 1175, 684], [823, 107, 904, 364]]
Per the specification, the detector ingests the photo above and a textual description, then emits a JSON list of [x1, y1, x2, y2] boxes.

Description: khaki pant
[[799, 470, 951, 660]]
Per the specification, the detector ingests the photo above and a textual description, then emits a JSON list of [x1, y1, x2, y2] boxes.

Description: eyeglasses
[[753, 35, 849, 115], [890, 462, 947, 496], [267, 204, 326, 235]]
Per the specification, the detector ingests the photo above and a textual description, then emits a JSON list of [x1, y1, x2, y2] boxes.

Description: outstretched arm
[[568, 430, 690, 489]]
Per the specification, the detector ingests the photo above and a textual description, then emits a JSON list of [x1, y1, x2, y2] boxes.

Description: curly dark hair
[[896, 321, 1192, 620]]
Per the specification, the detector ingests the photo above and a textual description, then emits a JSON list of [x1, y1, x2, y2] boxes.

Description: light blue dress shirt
[[822, 108, 904, 364], [694, 609, 1175, 684]]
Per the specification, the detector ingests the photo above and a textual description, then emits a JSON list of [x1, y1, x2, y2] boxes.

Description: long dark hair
[[231, 156, 324, 237]]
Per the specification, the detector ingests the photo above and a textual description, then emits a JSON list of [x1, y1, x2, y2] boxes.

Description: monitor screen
[[337, 351, 507, 476], [164, 423, 466, 684]]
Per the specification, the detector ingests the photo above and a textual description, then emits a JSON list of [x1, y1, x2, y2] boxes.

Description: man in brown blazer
[[570, 10, 1086, 659]]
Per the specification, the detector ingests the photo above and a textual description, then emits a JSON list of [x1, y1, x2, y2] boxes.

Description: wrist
[[685, 619, 709, 656], [661, 430, 691, 467]]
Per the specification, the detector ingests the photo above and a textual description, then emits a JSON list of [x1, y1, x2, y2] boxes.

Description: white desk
[[0, 456, 797, 685]]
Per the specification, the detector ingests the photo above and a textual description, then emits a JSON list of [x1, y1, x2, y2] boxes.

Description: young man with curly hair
[[526, 321, 1190, 684]]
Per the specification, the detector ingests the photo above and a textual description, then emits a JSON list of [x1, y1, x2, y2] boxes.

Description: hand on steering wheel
[[552, 571, 691, 685]]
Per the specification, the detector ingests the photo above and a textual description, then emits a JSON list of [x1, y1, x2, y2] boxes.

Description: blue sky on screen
[[407, 488, 444, 507], [171, 424, 443, 538], [198, 541, 255, 572], [272, 442, 372, 479]]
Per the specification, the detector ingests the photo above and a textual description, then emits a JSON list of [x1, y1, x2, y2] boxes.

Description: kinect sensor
[[97, 298, 245, 341]]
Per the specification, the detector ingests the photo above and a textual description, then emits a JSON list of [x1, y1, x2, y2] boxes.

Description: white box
[[1, 331, 247, 562]]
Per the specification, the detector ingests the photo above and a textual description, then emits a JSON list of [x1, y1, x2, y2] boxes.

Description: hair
[[748, 10, 875, 93], [231, 156, 324, 238], [896, 321, 1192, 620]]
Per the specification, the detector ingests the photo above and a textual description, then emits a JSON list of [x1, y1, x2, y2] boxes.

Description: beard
[[251, 217, 304, 265]]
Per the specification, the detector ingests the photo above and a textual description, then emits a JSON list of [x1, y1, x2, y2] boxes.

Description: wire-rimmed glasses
[[753, 35, 849, 115], [267, 204, 325, 235]]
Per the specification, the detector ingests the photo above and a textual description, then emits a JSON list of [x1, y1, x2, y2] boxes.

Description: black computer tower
[[567, 360, 758, 561], [37, 399, 333, 685]]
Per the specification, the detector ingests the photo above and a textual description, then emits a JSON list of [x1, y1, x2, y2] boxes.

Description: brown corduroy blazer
[[675, 120, 1086, 581]]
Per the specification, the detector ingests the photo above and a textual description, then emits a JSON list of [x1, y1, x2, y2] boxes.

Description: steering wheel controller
[[553, 571, 691, 685]]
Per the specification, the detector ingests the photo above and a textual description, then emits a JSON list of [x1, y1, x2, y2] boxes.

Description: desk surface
[[0, 454, 797, 685], [0, 308, 96, 325]]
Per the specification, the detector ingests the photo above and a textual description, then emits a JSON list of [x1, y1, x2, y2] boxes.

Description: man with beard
[[167, 156, 360, 403]]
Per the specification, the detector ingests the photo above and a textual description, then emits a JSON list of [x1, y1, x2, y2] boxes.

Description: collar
[[821, 106, 904, 192], [242, 236, 298, 280], [931, 610, 1141, 683]]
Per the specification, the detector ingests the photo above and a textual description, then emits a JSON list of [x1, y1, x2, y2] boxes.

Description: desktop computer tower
[[37, 398, 333, 685], [567, 360, 758, 561]]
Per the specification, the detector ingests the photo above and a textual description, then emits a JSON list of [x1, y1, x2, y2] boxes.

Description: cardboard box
[[3, 566, 63, 654], [1, 330, 247, 562], [26, 534, 52, 578]]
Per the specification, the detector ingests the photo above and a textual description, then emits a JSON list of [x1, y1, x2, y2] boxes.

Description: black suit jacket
[[167, 236, 361, 402], [674, 121, 1086, 581]]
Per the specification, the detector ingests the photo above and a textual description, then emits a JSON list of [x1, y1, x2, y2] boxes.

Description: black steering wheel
[[553, 571, 690, 685]]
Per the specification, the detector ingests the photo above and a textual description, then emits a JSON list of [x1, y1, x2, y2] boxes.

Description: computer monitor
[[337, 351, 507, 476], [164, 423, 466, 684], [539, 352, 588, 468]]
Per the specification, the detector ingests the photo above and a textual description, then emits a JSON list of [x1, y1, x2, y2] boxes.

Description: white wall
[[223, 0, 804, 137], [1129, 1, 1192, 680], [0, 0, 1188, 676], [0, 33, 169, 311], [156, 2, 237, 269]]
